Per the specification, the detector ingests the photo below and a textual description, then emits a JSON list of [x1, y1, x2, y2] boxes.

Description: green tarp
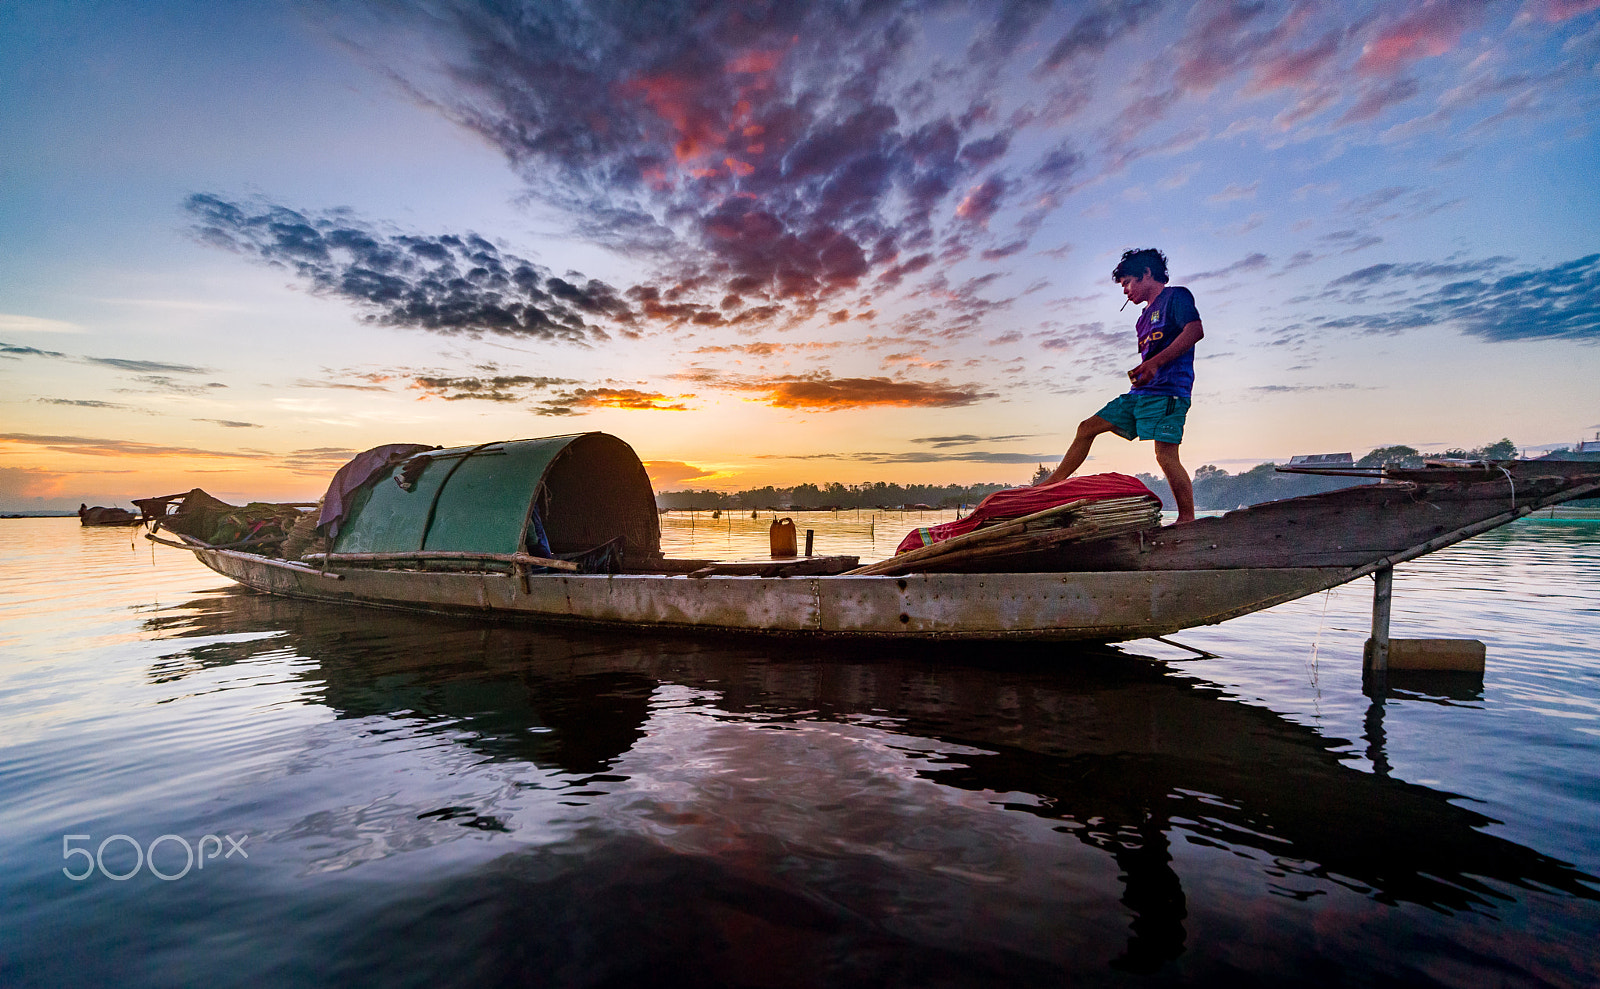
[[332, 432, 660, 560]]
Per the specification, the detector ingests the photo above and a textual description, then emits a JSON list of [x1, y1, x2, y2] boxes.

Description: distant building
[[1537, 432, 1600, 462], [1288, 453, 1354, 466]]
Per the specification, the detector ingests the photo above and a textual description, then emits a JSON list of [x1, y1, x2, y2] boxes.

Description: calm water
[[2, 515, 1598, 987]]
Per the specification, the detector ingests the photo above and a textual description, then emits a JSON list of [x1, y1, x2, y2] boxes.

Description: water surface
[[2, 517, 1598, 987]]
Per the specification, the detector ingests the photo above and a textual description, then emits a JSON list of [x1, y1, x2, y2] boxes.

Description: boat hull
[[194, 547, 1342, 641]]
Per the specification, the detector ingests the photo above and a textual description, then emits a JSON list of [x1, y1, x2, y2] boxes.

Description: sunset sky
[[3, 0, 1598, 511]]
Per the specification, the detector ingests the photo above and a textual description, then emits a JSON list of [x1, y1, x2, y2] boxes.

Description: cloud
[[1354, 0, 1481, 76], [678, 367, 994, 410], [194, 419, 263, 428], [1326, 257, 1512, 287], [282, 448, 362, 476], [910, 434, 1034, 448], [314, 3, 1111, 332], [0, 315, 82, 335], [120, 376, 228, 396], [408, 374, 577, 402], [1206, 181, 1260, 204], [0, 433, 261, 459], [778, 449, 1054, 465], [85, 356, 212, 374], [759, 375, 992, 410], [292, 375, 394, 392], [1247, 383, 1361, 393], [2, 341, 69, 359], [1524, 0, 1600, 21], [1070, 3, 1171, 66], [186, 194, 628, 344], [644, 461, 719, 486], [1191, 252, 1271, 281], [1314, 253, 1600, 341], [38, 399, 133, 410], [535, 387, 694, 416]]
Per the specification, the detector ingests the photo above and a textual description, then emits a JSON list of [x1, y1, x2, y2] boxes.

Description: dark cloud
[[758, 374, 993, 410], [0, 433, 260, 459], [409, 374, 577, 402], [186, 194, 628, 344], [168, 0, 1572, 352], [677, 367, 994, 410], [1314, 254, 1600, 342], [1191, 252, 1271, 280], [1038, 0, 1166, 73], [2, 342, 214, 379], [86, 356, 211, 374], [780, 449, 1054, 465], [2, 342, 69, 359], [1326, 257, 1512, 287], [316, 2, 1078, 330], [1247, 383, 1361, 393], [911, 434, 1034, 448], [120, 376, 228, 396], [194, 419, 263, 428], [1338, 76, 1422, 124], [39, 399, 131, 409]]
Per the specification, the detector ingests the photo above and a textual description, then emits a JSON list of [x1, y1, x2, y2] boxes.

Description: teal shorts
[[1095, 393, 1190, 444]]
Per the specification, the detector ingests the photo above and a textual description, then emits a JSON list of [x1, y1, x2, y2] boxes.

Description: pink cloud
[[1355, 1, 1479, 76], [1525, 0, 1600, 21]]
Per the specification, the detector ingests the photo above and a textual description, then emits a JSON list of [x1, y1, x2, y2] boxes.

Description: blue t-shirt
[[1131, 285, 1200, 398]]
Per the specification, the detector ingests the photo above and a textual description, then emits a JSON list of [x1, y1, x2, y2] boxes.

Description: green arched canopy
[[332, 432, 660, 561]]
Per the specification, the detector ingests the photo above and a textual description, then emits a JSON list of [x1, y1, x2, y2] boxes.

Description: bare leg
[[1154, 441, 1194, 523], [1044, 416, 1119, 484]]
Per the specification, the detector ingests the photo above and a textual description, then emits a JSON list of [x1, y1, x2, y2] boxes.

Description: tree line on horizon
[[656, 439, 1523, 512]]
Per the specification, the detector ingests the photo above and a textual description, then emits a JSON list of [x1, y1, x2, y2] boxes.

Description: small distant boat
[[78, 504, 141, 527], [141, 433, 1600, 642]]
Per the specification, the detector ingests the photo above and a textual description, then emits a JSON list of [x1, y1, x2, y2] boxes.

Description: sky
[[2, 0, 1598, 511]]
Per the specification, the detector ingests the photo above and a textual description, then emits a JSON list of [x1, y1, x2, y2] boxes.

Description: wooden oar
[[301, 550, 579, 571]]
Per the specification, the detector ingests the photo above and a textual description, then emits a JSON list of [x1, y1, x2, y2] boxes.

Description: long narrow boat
[[146, 433, 1600, 642]]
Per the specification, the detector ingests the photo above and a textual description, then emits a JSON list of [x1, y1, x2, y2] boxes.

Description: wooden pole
[[1368, 565, 1393, 674]]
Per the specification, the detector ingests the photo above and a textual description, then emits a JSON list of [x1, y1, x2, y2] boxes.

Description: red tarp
[[895, 473, 1157, 555]]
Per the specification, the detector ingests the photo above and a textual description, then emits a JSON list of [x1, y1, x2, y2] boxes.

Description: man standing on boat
[[1041, 247, 1204, 523]]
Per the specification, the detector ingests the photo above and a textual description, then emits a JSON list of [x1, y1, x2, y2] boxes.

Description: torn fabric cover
[[318, 444, 438, 539]]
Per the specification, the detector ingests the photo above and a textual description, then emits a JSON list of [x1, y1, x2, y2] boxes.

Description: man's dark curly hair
[[1111, 248, 1169, 283]]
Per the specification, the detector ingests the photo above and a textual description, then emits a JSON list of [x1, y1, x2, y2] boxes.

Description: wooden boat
[[143, 433, 1600, 642], [78, 504, 142, 526]]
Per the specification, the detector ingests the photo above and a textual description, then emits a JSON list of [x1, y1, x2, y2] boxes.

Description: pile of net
[[849, 473, 1163, 576], [136, 489, 323, 558]]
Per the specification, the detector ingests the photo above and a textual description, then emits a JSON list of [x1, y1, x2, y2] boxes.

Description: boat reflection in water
[[141, 587, 1599, 984]]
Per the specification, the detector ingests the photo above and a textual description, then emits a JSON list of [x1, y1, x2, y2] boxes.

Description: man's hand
[[1128, 360, 1157, 387]]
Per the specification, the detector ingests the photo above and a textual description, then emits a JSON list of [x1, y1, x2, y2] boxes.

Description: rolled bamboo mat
[[846, 495, 1161, 576]]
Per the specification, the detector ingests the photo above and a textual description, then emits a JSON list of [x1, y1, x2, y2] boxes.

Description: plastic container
[[769, 517, 797, 557]]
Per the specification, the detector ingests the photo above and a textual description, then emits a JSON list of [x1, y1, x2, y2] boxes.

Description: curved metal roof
[[331, 432, 660, 561]]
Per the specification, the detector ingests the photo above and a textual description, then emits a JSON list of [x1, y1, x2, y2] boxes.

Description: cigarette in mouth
[[1120, 299, 1129, 311]]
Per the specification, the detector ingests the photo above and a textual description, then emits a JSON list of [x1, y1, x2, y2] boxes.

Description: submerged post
[[1367, 565, 1393, 675]]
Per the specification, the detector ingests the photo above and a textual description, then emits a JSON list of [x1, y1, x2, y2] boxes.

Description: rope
[[1307, 589, 1331, 703], [418, 441, 500, 550]]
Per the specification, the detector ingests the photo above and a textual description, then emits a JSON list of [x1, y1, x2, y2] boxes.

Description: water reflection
[[143, 587, 1598, 978]]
